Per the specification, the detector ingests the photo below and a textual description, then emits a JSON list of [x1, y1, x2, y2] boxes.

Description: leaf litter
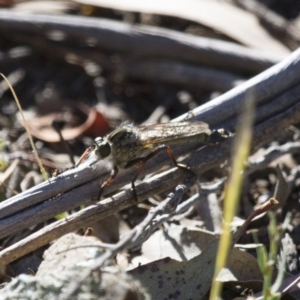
[[0, 1, 300, 300]]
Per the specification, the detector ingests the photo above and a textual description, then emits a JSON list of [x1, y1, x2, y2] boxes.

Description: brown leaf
[[27, 106, 110, 143]]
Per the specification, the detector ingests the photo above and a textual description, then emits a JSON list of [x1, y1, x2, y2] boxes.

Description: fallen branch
[[0, 93, 299, 265], [0, 43, 300, 266], [0, 10, 282, 74]]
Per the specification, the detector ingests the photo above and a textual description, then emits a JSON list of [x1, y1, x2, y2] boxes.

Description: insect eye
[[94, 138, 111, 158]]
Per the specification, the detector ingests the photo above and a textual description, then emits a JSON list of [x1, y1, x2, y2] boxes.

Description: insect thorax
[[109, 127, 151, 168]]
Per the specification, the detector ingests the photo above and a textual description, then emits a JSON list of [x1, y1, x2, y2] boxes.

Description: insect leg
[[124, 145, 175, 170], [75, 146, 94, 167], [124, 150, 167, 201], [131, 163, 146, 201], [94, 166, 119, 201], [163, 145, 196, 178], [124, 145, 196, 201]]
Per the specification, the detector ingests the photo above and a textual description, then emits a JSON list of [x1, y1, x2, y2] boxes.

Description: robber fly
[[77, 121, 230, 200]]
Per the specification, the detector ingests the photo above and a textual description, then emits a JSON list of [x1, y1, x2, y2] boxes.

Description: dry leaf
[[27, 106, 110, 142]]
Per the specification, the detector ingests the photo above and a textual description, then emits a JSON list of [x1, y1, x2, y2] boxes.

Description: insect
[[77, 121, 230, 200]]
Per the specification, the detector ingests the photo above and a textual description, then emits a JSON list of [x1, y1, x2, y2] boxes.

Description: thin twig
[[60, 181, 194, 299], [0, 73, 48, 180], [246, 142, 300, 176]]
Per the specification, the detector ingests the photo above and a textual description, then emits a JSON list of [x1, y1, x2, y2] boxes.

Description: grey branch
[[246, 142, 300, 176]]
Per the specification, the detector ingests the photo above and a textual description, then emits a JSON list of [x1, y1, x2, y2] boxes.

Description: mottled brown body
[[106, 121, 212, 168], [77, 121, 229, 200]]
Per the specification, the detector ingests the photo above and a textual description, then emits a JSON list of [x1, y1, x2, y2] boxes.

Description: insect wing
[[137, 121, 211, 146]]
